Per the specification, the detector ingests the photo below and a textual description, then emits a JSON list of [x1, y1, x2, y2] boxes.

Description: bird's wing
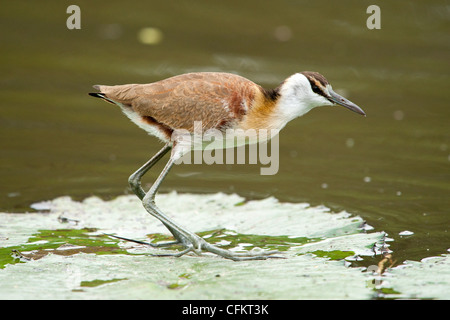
[[96, 72, 260, 132]]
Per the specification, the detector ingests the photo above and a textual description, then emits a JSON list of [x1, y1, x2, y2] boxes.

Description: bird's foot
[[199, 239, 284, 261], [154, 233, 284, 261], [107, 232, 284, 260]]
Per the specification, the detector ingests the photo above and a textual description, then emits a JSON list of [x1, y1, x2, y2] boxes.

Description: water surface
[[0, 1, 449, 265]]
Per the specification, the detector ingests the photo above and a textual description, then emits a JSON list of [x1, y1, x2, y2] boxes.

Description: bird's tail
[[88, 85, 121, 106], [88, 92, 118, 106]]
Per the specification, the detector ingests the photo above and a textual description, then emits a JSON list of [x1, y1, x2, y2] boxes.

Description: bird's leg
[[126, 143, 183, 248], [128, 143, 171, 199], [141, 152, 282, 261], [141, 155, 200, 253]]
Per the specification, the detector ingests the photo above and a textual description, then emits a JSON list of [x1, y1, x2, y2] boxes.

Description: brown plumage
[[93, 72, 276, 138]]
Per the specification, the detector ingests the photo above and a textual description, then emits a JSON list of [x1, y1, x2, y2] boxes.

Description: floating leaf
[[377, 254, 450, 299], [0, 192, 398, 299]]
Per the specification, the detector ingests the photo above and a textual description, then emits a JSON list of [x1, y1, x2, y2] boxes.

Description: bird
[[89, 71, 365, 261]]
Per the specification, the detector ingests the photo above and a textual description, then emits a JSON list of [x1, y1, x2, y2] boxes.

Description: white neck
[[275, 73, 318, 124]]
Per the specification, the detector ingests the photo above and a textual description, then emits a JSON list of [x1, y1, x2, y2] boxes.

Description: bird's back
[[95, 72, 262, 132]]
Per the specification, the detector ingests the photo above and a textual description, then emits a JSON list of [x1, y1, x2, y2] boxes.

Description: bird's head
[[277, 71, 366, 118]]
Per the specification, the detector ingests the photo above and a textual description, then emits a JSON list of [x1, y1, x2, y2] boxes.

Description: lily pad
[[1, 192, 389, 299], [376, 254, 450, 299]]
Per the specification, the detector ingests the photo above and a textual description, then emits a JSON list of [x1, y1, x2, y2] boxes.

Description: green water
[[0, 1, 449, 266]]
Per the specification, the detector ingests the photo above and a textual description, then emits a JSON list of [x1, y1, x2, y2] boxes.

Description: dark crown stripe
[[300, 71, 330, 100], [300, 71, 329, 86]]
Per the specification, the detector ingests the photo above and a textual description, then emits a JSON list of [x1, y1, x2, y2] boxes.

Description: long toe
[[136, 232, 285, 261], [149, 245, 195, 258], [200, 241, 285, 261]]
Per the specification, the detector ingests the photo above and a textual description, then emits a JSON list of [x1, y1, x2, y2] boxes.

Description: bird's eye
[[311, 83, 321, 94]]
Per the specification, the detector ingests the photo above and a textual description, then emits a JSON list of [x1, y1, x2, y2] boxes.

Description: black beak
[[328, 89, 366, 116]]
